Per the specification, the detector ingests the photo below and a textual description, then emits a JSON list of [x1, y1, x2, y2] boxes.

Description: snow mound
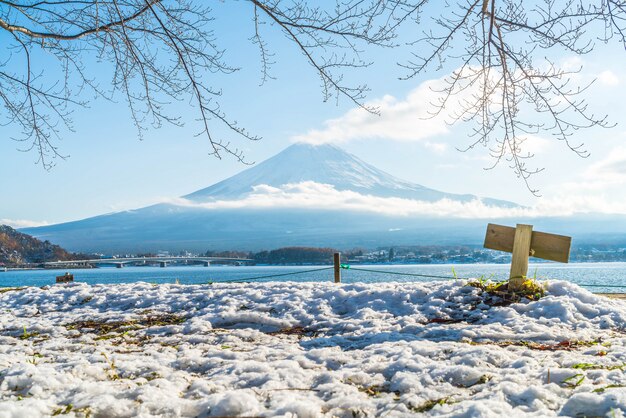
[[0, 280, 625, 417]]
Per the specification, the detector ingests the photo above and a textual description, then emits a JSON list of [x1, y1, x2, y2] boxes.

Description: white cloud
[[423, 141, 449, 154], [164, 181, 626, 219], [293, 56, 620, 154], [0, 219, 49, 228], [560, 56, 620, 88], [518, 135, 552, 155], [561, 146, 626, 191], [292, 79, 451, 146], [546, 145, 626, 213], [291, 68, 558, 159], [561, 56, 585, 72], [587, 146, 626, 180], [597, 70, 620, 86]]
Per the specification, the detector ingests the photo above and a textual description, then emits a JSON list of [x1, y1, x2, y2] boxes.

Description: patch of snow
[[0, 280, 625, 417]]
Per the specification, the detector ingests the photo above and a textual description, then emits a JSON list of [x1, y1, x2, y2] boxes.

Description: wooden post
[[509, 224, 533, 291], [333, 252, 341, 283]]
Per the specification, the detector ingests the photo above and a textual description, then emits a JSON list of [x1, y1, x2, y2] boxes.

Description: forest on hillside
[[0, 225, 83, 266]]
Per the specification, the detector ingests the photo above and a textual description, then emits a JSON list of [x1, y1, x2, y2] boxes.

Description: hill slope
[[0, 225, 76, 266]]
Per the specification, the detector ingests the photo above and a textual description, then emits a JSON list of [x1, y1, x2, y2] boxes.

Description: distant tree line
[[202, 244, 626, 265], [253, 247, 336, 265], [571, 246, 626, 263], [204, 247, 365, 265]]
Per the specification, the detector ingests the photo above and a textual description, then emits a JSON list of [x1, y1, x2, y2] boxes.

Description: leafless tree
[[1, 1, 625, 193], [402, 0, 625, 194], [0, 0, 418, 168]]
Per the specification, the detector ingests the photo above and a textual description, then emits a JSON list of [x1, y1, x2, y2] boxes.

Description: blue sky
[[2, 3, 626, 227]]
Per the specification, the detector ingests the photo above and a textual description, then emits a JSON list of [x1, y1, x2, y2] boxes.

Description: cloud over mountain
[[292, 80, 450, 146]]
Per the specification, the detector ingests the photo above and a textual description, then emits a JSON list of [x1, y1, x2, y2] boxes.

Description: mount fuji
[[183, 143, 515, 206], [22, 143, 625, 253]]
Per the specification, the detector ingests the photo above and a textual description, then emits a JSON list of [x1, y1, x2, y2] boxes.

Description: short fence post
[[509, 224, 533, 291], [334, 252, 341, 283]]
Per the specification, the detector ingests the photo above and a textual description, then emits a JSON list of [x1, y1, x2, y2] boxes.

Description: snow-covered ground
[[0, 280, 625, 417]]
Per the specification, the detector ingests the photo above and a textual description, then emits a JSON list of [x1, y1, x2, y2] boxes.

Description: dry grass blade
[[266, 326, 317, 337], [65, 314, 186, 335]]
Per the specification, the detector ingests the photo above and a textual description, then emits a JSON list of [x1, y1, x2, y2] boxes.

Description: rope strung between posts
[[577, 283, 626, 288], [216, 267, 333, 283], [342, 265, 626, 289], [215, 263, 626, 288], [340, 264, 472, 280]]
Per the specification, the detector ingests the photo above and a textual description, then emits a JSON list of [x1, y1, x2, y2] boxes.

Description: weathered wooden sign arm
[[484, 223, 572, 291]]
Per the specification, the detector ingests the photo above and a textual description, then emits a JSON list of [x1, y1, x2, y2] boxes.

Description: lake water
[[2, 262, 626, 293]]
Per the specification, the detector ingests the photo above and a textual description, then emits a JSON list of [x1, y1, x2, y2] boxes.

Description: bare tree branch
[[0, 0, 422, 166], [1, 0, 625, 194], [403, 0, 623, 194]]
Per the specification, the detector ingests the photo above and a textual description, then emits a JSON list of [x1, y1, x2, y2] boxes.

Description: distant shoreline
[[4, 259, 626, 273]]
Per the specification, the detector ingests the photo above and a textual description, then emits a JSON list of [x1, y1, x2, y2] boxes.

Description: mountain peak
[[183, 143, 517, 207], [274, 142, 349, 160], [286, 142, 338, 149], [184, 142, 411, 201]]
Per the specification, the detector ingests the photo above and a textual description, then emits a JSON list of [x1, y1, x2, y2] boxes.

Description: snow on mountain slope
[[184, 143, 517, 207]]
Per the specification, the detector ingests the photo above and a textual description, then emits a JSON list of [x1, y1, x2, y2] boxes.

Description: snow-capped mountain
[[185, 143, 516, 206], [26, 143, 624, 253]]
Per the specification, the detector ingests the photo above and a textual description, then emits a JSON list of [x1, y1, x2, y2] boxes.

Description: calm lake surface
[[2, 262, 626, 293]]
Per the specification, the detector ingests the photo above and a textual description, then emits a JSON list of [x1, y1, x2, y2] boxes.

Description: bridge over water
[[44, 256, 252, 269]]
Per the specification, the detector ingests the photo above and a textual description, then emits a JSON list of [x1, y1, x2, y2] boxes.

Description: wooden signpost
[[483, 223, 571, 291]]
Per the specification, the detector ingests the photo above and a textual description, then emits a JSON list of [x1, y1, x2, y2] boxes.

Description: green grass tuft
[[572, 362, 625, 371], [593, 384, 626, 393], [20, 326, 39, 340], [467, 277, 547, 304], [410, 397, 451, 413], [52, 404, 73, 416], [562, 373, 585, 389]]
